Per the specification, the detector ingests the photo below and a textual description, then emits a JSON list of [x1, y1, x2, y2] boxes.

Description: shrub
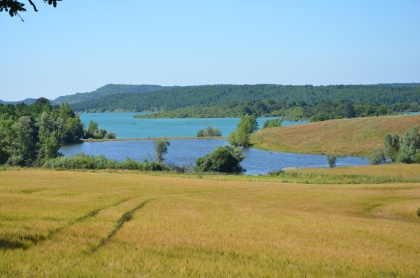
[[396, 126, 420, 164], [262, 118, 282, 129], [369, 146, 386, 165], [154, 136, 170, 163], [195, 146, 245, 173], [105, 132, 117, 139], [327, 154, 337, 168], [197, 126, 222, 137]]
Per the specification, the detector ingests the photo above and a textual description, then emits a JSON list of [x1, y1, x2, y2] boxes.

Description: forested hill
[[0, 98, 37, 105], [53, 84, 175, 105], [68, 84, 420, 113]]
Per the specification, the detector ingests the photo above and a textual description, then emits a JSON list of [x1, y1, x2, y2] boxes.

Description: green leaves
[[228, 114, 258, 148], [195, 146, 245, 173]]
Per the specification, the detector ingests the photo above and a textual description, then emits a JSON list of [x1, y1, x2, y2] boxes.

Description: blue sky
[[1, 0, 419, 101]]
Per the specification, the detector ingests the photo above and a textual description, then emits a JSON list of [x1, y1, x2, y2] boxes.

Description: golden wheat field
[[0, 168, 419, 277], [252, 114, 420, 156]]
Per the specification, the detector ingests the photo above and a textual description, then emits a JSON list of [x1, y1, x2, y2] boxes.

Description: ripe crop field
[[252, 114, 420, 156], [1, 169, 419, 277]]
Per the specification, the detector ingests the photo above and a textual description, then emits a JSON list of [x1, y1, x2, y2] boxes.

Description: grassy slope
[[1, 169, 419, 277], [252, 114, 420, 156]]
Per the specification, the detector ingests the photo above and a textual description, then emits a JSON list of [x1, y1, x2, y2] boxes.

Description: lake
[[59, 113, 369, 175], [60, 139, 368, 175], [78, 113, 308, 139]]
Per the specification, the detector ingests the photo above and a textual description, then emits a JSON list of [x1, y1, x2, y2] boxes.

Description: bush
[[195, 146, 245, 173], [262, 118, 282, 129], [396, 126, 420, 164], [154, 136, 170, 163], [105, 132, 117, 139], [43, 153, 164, 171], [369, 146, 386, 165], [197, 126, 222, 137], [327, 154, 337, 168]]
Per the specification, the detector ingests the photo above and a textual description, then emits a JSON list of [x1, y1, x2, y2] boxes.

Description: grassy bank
[[251, 114, 420, 156], [1, 169, 419, 276]]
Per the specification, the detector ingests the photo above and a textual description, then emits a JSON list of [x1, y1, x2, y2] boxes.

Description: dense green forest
[[0, 99, 84, 166], [68, 84, 420, 119], [54, 84, 175, 105], [135, 99, 420, 120]]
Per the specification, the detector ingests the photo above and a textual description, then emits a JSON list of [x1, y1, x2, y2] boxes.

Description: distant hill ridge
[[3, 83, 420, 111], [53, 84, 176, 104], [67, 83, 420, 113]]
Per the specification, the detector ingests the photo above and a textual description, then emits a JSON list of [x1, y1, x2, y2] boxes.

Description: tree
[[369, 146, 386, 165], [397, 126, 420, 163], [327, 154, 337, 168], [195, 145, 245, 173], [6, 116, 36, 166], [384, 133, 400, 162], [1, 0, 61, 21], [262, 118, 282, 129], [0, 98, 83, 166], [228, 114, 258, 148], [197, 125, 222, 137], [154, 136, 170, 163], [36, 111, 60, 161]]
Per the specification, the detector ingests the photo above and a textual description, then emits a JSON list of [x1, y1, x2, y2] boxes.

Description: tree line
[[0, 98, 114, 166], [136, 98, 420, 122], [0, 98, 83, 166], [69, 84, 420, 114]]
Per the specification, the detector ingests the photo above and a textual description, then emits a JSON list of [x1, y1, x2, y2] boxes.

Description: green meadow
[[1, 168, 419, 277]]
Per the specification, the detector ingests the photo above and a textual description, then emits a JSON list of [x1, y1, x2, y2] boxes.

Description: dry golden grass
[[1, 169, 419, 277], [252, 114, 420, 156], [289, 163, 420, 179]]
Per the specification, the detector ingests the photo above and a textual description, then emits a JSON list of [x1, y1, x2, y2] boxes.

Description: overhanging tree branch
[[28, 0, 38, 12]]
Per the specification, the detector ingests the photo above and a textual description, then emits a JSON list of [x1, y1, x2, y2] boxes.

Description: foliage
[[197, 125, 222, 137], [43, 153, 163, 171], [0, 0, 61, 20], [396, 126, 420, 163], [154, 136, 170, 163], [54, 84, 174, 105], [0, 100, 84, 166], [383, 126, 420, 164], [82, 120, 116, 140], [68, 84, 420, 118], [384, 133, 400, 162], [369, 146, 386, 165], [104, 132, 116, 139], [195, 145, 245, 173], [327, 154, 337, 168], [262, 118, 282, 129], [229, 114, 258, 148]]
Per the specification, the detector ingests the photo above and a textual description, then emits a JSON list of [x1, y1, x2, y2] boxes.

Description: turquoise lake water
[[78, 113, 308, 139], [58, 113, 369, 175]]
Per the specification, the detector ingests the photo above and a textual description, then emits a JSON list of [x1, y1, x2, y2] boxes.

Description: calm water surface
[[59, 113, 369, 175], [78, 113, 308, 138], [60, 139, 368, 175]]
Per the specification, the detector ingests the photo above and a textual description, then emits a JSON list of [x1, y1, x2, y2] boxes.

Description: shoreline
[[79, 136, 228, 143]]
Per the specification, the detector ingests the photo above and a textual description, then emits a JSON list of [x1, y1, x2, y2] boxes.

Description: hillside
[[0, 98, 37, 105], [68, 83, 420, 113], [251, 114, 420, 156], [53, 84, 174, 105]]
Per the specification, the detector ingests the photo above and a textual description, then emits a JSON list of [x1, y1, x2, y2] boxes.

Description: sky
[[1, 0, 419, 101]]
